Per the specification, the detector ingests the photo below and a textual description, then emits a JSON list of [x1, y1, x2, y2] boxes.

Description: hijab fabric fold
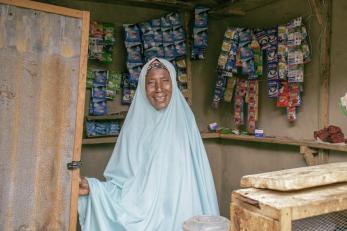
[[78, 58, 219, 231]]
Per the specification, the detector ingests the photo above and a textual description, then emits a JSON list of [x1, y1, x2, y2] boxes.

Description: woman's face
[[145, 68, 172, 110]]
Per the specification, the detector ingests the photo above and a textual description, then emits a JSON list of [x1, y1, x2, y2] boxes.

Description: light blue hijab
[[78, 58, 219, 231]]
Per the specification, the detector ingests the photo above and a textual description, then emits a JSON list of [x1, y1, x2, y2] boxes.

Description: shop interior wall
[[43, 0, 347, 219], [192, 0, 347, 217]]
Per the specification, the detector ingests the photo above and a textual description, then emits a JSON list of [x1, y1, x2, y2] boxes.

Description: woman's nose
[[155, 81, 162, 92]]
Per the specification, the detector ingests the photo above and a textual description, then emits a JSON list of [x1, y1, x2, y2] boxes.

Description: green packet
[[106, 71, 123, 99], [86, 69, 95, 88]]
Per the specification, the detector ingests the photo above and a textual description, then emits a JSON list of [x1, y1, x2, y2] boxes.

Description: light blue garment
[[78, 58, 219, 231]]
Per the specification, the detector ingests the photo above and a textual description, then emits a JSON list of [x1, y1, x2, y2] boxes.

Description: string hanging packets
[[176, 59, 189, 99], [212, 27, 239, 108], [123, 23, 143, 90], [252, 17, 311, 122], [89, 70, 108, 116], [89, 21, 116, 63], [246, 80, 259, 133], [192, 7, 209, 60], [233, 78, 247, 127], [279, 17, 310, 122]]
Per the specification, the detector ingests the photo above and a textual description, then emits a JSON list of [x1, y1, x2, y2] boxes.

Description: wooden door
[[0, 1, 89, 230]]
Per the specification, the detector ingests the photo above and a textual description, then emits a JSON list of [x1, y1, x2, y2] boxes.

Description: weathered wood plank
[[231, 203, 279, 231], [0, 2, 85, 230], [234, 183, 347, 220], [69, 10, 89, 231], [0, 0, 84, 18], [241, 162, 347, 191]]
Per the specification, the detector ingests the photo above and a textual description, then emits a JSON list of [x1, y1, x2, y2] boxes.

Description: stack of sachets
[[89, 70, 108, 116], [124, 24, 143, 89], [121, 73, 136, 105], [89, 21, 115, 63], [86, 120, 121, 137], [87, 69, 123, 115], [192, 7, 209, 60]]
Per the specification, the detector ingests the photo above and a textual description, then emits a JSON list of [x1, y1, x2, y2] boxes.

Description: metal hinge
[[67, 160, 83, 170]]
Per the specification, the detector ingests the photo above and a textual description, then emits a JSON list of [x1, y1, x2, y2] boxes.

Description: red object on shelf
[[314, 125, 345, 144]]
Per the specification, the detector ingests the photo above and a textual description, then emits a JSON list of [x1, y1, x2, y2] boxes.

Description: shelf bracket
[[300, 146, 318, 166]]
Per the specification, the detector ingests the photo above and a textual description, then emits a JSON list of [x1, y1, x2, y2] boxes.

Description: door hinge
[[67, 160, 83, 170]]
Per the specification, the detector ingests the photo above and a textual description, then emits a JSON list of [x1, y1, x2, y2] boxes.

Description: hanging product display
[[123, 13, 188, 104], [89, 70, 108, 116], [213, 16, 311, 131], [107, 71, 123, 99], [212, 27, 239, 107], [87, 69, 123, 115], [124, 23, 143, 91], [89, 21, 116, 63], [192, 7, 209, 60], [121, 73, 136, 105]]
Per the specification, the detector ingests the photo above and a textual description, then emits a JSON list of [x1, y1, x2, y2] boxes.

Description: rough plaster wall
[[329, 0, 347, 161]]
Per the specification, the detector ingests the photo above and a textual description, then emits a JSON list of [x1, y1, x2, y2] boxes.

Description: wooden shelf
[[82, 136, 118, 144], [86, 114, 126, 120], [201, 132, 347, 152], [82, 132, 347, 152], [200, 132, 220, 139]]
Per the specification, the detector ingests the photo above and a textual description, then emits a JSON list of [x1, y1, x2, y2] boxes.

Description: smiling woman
[[145, 59, 173, 110], [78, 58, 219, 231]]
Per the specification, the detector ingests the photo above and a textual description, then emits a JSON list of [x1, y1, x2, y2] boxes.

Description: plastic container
[[182, 215, 230, 231]]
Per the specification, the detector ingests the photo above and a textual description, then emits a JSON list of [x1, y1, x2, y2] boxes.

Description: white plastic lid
[[182, 215, 230, 231]]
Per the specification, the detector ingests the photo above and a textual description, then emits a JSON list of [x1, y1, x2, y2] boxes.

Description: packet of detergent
[[267, 80, 279, 98], [175, 40, 186, 57], [90, 100, 107, 116], [194, 7, 209, 28], [93, 70, 108, 86], [126, 45, 143, 63], [123, 24, 142, 47], [107, 71, 122, 99], [168, 12, 182, 27], [86, 121, 96, 137]]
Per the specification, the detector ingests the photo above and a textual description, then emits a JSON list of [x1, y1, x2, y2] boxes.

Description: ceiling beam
[[210, 0, 279, 17], [72, 0, 195, 11]]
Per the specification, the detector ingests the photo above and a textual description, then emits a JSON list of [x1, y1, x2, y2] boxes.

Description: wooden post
[[184, 11, 193, 105], [309, 0, 332, 163], [299, 145, 317, 166], [279, 208, 292, 231]]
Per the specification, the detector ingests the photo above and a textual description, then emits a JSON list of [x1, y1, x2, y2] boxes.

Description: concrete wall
[[45, 0, 347, 219]]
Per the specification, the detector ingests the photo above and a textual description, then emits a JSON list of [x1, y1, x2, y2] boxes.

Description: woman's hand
[[79, 176, 90, 196]]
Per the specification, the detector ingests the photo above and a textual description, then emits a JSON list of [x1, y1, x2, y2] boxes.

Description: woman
[[78, 58, 219, 230]]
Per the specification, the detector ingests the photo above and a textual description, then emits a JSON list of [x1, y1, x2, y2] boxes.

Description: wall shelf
[[86, 113, 127, 121], [82, 132, 347, 153], [82, 136, 118, 144], [201, 132, 347, 152]]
